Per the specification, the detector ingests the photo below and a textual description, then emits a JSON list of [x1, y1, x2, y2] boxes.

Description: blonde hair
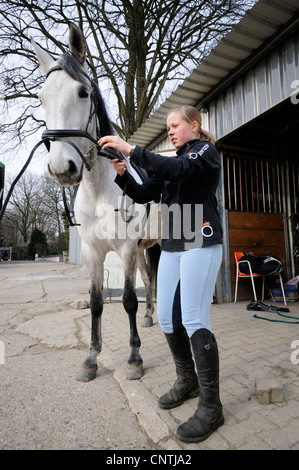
[[166, 105, 215, 146]]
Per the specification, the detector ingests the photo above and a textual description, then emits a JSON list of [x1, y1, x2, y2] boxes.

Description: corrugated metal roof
[[129, 0, 299, 147]]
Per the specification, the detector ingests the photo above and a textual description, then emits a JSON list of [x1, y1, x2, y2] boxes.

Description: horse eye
[[78, 87, 89, 98]]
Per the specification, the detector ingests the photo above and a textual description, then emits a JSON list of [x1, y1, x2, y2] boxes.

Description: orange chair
[[234, 252, 287, 305]]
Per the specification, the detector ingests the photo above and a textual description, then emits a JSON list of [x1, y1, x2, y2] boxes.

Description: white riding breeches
[[156, 244, 223, 337]]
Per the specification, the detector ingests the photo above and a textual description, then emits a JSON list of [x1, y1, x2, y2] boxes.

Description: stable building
[[129, 0, 299, 303]]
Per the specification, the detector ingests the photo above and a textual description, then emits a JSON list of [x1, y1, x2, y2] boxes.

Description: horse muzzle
[[42, 129, 92, 187], [47, 160, 83, 187]]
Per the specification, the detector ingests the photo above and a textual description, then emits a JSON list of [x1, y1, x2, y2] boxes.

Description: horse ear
[[31, 40, 56, 73], [68, 22, 86, 66]]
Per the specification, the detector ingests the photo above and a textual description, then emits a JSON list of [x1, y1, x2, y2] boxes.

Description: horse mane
[[57, 52, 115, 137], [92, 82, 115, 137]]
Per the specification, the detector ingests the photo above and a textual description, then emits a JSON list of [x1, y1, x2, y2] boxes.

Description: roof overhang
[[129, 0, 299, 149]]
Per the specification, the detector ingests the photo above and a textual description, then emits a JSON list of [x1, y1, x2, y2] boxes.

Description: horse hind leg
[[123, 275, 144, 380], [76, 280, 103, 382], [120, 245, 145, 380], [137, 248, 154, 327]]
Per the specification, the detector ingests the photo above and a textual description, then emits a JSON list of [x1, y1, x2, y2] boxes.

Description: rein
[[41, 129, 127, 226], [0, 64, 136, 229], [0, 138, 47, 223], [0, 130, 123, 225], [42, 129, 123, 170]]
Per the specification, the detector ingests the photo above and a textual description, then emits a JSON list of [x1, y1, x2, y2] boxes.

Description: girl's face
[[166, 111, 199, 149]]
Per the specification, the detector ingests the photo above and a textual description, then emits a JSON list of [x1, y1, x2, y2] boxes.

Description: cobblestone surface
[[1, 261, 299, 450]]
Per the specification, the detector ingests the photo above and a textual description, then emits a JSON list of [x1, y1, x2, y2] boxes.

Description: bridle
[[0, 62, 151, 244], [42, 66, 126, 227], [41, 67, 148, 231], [42, 65, 122, 172], [0, 65, 124, 225]]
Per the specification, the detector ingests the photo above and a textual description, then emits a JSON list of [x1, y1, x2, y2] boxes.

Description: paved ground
[[0, 260, 298, 450]]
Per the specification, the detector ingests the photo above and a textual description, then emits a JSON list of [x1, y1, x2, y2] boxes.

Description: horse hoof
[[76, 365, 97, 382], [141, 316, 153, 327], [126, 364, 144, 380]]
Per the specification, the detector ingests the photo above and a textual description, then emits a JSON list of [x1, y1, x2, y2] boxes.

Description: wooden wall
[[228, 211, 287, 300]]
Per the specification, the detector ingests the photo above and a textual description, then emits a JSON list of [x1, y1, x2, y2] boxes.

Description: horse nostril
[[68, 160, 78, 176], [47, 164, 54, 177]]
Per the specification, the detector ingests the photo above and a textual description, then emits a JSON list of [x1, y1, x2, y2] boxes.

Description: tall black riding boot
[[176, 328, 224, 443], [159, 327, 199, 409]]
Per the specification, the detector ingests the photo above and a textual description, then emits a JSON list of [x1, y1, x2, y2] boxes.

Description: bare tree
[[4, 173, 42, 243], [42, 175, 67, 237], [2, 172, 65, 244], [0, 0, 256, 146]]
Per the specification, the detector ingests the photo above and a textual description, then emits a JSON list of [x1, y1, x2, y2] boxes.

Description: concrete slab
[[1, 261, 299, 450]]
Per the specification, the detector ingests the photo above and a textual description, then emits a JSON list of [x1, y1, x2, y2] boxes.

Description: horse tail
[[146, 243, 161, 300]]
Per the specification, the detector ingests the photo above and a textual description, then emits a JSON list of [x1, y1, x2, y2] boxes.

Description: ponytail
[[199, 128, 215, 146]]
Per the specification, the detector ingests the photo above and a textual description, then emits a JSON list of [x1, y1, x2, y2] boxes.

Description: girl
[[98, 105, 224, 443]]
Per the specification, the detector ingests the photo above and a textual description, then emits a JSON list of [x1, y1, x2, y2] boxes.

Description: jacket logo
[[187, 144, 209, 159], [201, 221, 214, 237]]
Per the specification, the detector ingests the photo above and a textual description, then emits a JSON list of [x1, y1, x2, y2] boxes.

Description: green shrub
[[28, 228, 48, 257]]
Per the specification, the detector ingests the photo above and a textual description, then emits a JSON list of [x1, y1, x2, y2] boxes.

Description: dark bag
[[238, 252, 284, 275]]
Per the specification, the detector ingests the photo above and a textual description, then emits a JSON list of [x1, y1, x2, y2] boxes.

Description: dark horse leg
[[76, 246, 143, 382], [122, 248, 144, 380], [123, 276, 144, 379], [76, 280, 103, 382], [137, 248, 154, 327]]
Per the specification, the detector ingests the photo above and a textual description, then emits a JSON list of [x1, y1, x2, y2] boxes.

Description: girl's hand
[[110, 158, 127, 176], [98, 135, 132, 156]]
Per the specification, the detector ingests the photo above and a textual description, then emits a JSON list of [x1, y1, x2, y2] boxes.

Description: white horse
[[32, 23, 161, 381]]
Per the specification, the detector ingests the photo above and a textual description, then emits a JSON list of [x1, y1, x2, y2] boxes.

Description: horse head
[[32, 24, 103, 187]]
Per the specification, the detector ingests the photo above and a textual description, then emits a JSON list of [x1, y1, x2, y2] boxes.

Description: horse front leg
[[76, 280, 103, 382]]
